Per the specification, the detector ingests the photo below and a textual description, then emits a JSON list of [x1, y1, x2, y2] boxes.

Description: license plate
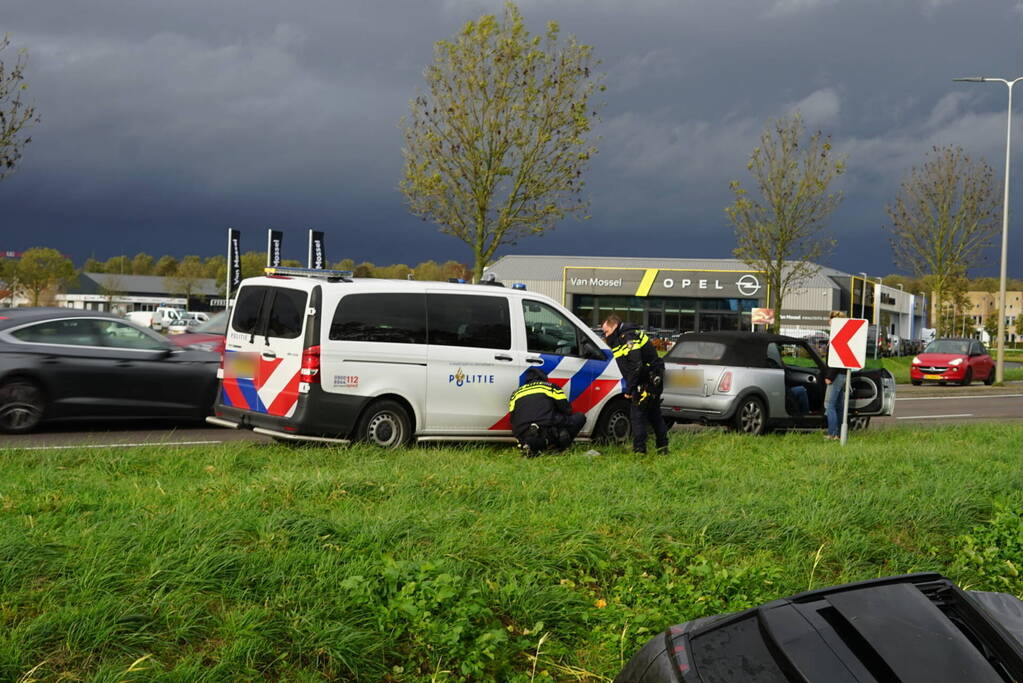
[[923, 374, 942, 380], [224, 352, 258, 379], [666, 369, 703, 389]]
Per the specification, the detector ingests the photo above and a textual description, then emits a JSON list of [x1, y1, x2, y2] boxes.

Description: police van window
[[231, 287, 268, 335], [11, 318, 102, 347], [427, 294, 511, 350], [265, 288, 308, 339], [330, 294, 426, 344], [522, 300, 580, 356]]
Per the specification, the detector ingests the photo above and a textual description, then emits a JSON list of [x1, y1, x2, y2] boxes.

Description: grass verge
[[2, 425, 1023, 681]]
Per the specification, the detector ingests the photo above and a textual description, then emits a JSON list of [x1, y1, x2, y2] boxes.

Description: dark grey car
[[0, 308, 219, 433]]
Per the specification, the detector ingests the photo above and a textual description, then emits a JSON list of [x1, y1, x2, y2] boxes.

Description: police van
[[206, 267, 630, 447]]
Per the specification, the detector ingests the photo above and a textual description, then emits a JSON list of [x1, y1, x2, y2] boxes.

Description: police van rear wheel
[[593, 398, 631, 445], [357, 400, 412, 449]]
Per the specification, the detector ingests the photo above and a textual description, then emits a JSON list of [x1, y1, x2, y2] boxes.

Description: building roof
[[75, 272, 220, 297], [485, 255, 855, 290]]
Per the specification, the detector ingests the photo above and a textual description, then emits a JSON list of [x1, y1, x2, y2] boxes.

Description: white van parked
[[207, 267, 631, 447]]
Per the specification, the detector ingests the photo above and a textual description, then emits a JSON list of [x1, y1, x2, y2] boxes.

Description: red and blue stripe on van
[[220, 351, 301, 418], [488, 350, 620, 430]]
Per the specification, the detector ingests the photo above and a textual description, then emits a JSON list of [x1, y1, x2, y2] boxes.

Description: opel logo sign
[[737, 274, 762, 297]]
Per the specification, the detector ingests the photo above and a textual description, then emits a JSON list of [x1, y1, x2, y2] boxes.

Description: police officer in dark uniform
[[601, 315, 669, 454], [508, 368, 586, 457]]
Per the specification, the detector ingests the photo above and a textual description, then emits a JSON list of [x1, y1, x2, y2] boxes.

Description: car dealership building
[[484, 255, 929, 340]]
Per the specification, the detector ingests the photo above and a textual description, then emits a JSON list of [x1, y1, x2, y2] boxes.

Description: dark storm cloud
[[3, 0, 1023, 276]]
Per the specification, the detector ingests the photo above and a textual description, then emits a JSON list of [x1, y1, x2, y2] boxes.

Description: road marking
[[11, 440, 223, 451], [896, 414, 974, 420], [897, 394, 1023, 401]]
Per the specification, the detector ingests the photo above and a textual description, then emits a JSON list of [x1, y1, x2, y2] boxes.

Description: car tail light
[[717, 371, 732, 393], [216, 351, 225, 379], [301, 345, 321, 383]]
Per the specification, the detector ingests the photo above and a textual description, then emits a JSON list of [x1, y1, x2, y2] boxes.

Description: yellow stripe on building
[[635, 269, 659, 297]]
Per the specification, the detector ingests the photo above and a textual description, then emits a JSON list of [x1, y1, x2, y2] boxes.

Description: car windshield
[[924, 340, 970, 355], [193, 310, 228, 334]]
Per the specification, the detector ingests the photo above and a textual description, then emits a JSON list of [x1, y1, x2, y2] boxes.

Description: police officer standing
[[602, 315, 669, 454], [508, 368, 586, 457]]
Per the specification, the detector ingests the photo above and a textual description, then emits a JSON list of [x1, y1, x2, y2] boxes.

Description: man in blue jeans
[[824, 368, 846, 439], [824, 311, 848, 440]]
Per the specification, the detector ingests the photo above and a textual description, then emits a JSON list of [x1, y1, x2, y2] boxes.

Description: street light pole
[[874, 277, 884, 359], [954, 75, 1022, 383], [859, 272, 868, 319]]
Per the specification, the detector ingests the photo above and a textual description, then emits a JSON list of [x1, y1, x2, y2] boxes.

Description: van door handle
[[526, 357, 544, 364], [494, 354, 513, 362], [261, 352, 277, 361]]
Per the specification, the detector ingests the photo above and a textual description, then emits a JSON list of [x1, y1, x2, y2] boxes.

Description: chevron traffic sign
[[828, 318, 868, 369]]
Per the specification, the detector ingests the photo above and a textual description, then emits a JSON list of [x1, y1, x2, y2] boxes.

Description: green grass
[[3, 426, 1023, 681]]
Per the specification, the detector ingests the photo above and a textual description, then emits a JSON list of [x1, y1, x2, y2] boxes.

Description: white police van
[[206, 267, 630, 447]]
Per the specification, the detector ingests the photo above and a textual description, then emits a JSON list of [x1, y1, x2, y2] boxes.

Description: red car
[[910, 338, 995, 386], [167, 310, 227, 354]]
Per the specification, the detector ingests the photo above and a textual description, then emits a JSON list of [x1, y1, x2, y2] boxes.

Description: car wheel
[[984, 369, 996, 385], [911, 380, 921, 386], [732, 396, 767, 436], [849, 416, 871, 430], [960, 368, 973, 386], [0, 379, 46, 434], [593, 398, 631, 445], [356, 399, 412, 449]]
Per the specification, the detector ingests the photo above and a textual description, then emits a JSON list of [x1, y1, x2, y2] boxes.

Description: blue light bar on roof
[[264, 266, 353, 279]]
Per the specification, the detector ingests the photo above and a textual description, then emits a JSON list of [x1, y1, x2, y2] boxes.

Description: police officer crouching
[[602, 315, 669, 455], [509, 368, 586, 457]]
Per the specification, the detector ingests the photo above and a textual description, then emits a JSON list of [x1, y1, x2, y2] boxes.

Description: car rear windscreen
[[231, 286, 308, 339], [231, 287, 268, 335], [667, 340, 727, 361], [265, 288, 308, 339]]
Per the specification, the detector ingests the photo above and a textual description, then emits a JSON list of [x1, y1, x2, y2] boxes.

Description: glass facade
[[571, 295, 757, 332]]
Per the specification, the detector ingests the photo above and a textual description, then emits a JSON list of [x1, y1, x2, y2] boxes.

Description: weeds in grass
[[1, 425, 1022, 680]]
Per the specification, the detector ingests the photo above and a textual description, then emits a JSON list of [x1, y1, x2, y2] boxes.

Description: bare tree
[[726, 113, 844, 332], [1, 34, 40, 180], [885, 145, 1000, 337], [400, 2, 602, 282]]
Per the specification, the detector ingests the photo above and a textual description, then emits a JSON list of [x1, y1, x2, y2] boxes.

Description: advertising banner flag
[[308, 230, 326, 269], [267, 229, 283, 268], [227, 228, 241, 303]]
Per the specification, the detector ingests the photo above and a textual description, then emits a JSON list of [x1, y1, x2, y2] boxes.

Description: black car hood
[[617, 573, 1023, 683]]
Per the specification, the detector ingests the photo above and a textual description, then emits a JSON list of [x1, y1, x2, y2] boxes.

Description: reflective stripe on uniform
[[612, 331, 649, 358], [509, 382, 567, 412]]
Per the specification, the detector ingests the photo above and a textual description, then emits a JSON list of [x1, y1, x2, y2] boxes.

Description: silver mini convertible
[[660, 331, 895, 435]]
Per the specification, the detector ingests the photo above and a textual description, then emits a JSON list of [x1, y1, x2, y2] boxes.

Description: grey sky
[[3, 0, 1023, 277]]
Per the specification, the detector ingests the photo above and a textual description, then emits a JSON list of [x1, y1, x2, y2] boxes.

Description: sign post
[[827, 317, 868, 446]]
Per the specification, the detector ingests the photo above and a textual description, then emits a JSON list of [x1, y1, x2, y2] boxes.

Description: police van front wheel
[[593, 398, 632, 445], [356, 400, 412, 449]]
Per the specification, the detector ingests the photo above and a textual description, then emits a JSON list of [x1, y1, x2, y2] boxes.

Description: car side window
[[94, 321, 168, 350], [521, 300, 581, 357], [427, 293, 511, 350], [766, 343, 783, 369], [10, 318, 102, 347], [777, 342, 822, 370], [330, 293, 427, 344]]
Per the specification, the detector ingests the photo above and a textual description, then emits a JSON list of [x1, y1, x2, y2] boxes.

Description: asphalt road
[[2, 384, 1021, 450]]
